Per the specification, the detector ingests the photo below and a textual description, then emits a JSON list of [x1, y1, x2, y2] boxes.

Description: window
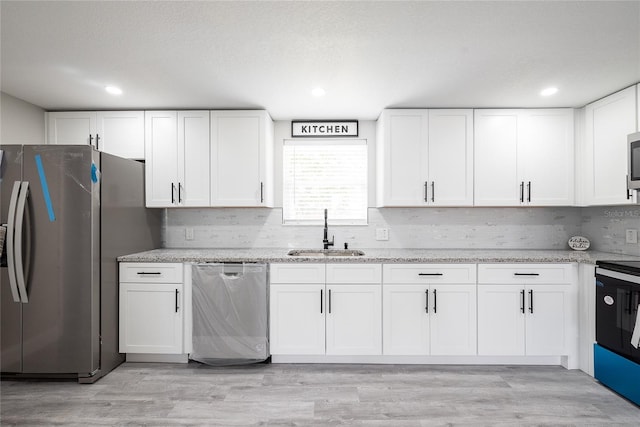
[[283, 139, 368, 225]]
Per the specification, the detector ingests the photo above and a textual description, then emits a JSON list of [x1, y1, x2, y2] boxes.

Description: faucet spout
[[322, 208, 334, 249]]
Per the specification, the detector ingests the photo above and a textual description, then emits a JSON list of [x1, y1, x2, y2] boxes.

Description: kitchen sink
[[287, 249, 365, 257]]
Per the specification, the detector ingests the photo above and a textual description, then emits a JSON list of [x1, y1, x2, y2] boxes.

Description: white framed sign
[[291, 120, 358, 137]]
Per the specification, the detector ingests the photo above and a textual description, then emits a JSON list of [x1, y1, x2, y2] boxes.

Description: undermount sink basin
[[287, 249, 365, 257]]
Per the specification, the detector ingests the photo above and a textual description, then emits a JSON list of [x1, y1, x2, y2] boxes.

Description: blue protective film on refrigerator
[[34, 154, 56, 222]]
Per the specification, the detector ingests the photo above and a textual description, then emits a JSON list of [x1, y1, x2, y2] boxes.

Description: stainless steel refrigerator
[[1, 145, 161, 383]]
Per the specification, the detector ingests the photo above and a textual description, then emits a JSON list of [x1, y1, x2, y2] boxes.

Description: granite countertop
[[117, 248, 640, 264]]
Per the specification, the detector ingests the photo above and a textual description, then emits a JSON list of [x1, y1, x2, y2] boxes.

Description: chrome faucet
[[322, 209, 334, 250]]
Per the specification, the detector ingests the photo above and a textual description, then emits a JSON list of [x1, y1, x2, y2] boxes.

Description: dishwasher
[[190, 263, 268, 366]]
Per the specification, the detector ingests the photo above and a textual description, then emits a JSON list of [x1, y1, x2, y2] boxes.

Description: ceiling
[[1, 1, 639, 120]]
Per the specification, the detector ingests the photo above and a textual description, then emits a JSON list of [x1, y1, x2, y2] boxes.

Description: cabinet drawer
[[477, 264, 573, 284], [120, 262, 184, 283], [326, 264, 382, 284], [383, 264, 476, 284], [270, 263, 325, 284]]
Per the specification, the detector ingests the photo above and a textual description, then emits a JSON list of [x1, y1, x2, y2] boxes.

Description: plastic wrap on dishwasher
[[190, 263, 268, 366]]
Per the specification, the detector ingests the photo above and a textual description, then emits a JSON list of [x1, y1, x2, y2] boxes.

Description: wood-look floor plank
[[2, 362, 639, 426]]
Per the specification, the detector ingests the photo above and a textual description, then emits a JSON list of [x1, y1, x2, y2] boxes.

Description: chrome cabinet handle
[[424, 181, 429, 202], [171, 183, 176, 204], [433, 289, 437, 313], [96, 134, 100, 150], [419, 273, 443, 276], [527, 181, 531, 203], [178, 183, 183, 204], [260, 182, 264, 203], [514, 273, 540, 276], [431, 181, 435, 203], [89, 134, 94, 147], [175, 289, 179, 313], [520, 182, 524, 203], [137, 272, 162, 275], [529, 289, 534, 313], [328, 289, 332, 314], [320, 289, 323, 314], [520, 290, 525, 313]]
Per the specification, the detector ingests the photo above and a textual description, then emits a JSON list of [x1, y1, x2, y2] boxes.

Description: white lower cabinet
[[119, 263, 190, 356], [268, 262, 577, 366], [119, 282, 184, 354], [326, 284, 382, 355], [477, 264, 575, 357], [269, 283, 325, 355], [269, 263, 382, 356], [382, 264, 477, 356]]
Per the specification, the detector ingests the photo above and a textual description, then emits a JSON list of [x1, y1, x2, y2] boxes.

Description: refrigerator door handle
[[6, 181, 22, 302], [14, 181, 30, 303]]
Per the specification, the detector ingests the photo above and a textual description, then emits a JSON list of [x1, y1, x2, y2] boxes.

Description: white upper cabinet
[[210, 110, 274, 207], [376, 109, 473, 207], [47, 111, 145, 159], [427, 110, 474, 206], [474, 109, 574, 206], [519, 109, 575, 206], [145, 111, 210, 207], [583, 86, 638, 205], [145, 111, 178, 207], [96, 111, 145, 159], [47, 111, 96, 145]]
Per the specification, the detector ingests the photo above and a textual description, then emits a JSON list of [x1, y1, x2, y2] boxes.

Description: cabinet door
[[376, 110, 429, 206], [584, 86, 637, 205], [326, 284, 382, 355], [178, 111, 210, 207], [428, 110, 474, 206], [477, 285, 525, 355], [47, 112, 96, 145], [382, 285, 430, 355], [119, 283, 183, 354], [96, 111, 145, 159], [519, 109, 574, 206], [430, 284, 477, 356], [269, 284, 325, 355], [525, 285, 569, 356], [474, 110, 520, 206], [145, 111, 178, 207], [210, 111, 271, 206]]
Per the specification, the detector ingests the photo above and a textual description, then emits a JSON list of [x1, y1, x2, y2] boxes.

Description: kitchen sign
[[292, 120, 358, 137]]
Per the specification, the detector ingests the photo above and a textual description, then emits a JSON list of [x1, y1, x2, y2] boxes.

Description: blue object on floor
[[594, 344, 640, 405]]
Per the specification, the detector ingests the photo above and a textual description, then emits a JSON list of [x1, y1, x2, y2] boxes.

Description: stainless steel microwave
[[629, 132, 640, 190]]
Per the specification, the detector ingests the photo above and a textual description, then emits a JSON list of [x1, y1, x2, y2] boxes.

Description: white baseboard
[[125, 353, 189, 363], [271, 354, 565, 366]]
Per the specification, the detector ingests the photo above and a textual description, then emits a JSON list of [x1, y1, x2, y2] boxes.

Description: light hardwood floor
[[2, 363, 639, 426]]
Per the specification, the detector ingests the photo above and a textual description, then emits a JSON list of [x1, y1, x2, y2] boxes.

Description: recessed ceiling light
[[540, 87, 558, 97], [105, 85, 123, 95], [311, 87, 326, 97]]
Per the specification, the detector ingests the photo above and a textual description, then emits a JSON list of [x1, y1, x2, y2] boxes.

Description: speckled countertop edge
[[118, 248, 640, 264]]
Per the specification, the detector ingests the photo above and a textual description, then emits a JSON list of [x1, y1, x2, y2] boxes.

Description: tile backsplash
[[581, 206, 640, 256], [164, 205, 640, 256], [165, 206, 587, 251]]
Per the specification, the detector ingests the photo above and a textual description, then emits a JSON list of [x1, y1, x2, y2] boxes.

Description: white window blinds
[[283, 139, 368, 225]]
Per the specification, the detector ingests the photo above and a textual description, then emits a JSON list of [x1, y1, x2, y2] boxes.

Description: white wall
[[0, 92, 45, 145]]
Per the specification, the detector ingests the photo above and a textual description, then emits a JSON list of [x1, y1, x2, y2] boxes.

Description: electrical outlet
[[376, 228, 389, 241], [185, 228, 195, 241], [625, 229, 638, 244]]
